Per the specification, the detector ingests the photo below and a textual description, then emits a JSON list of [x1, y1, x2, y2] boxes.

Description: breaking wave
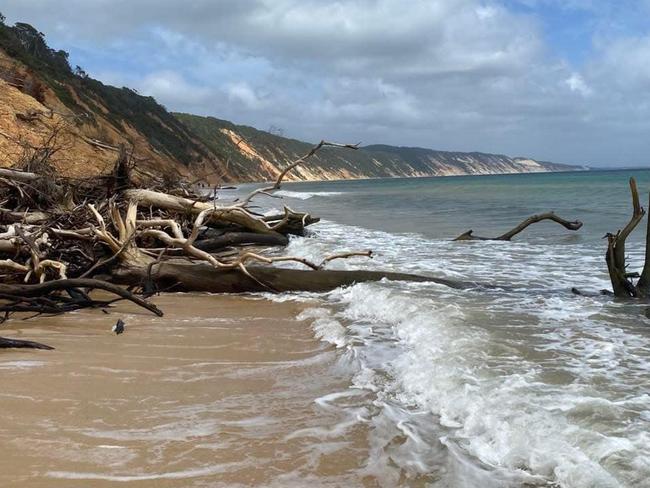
[[274, 190, 344, 200], [285, 219, 650, 487]]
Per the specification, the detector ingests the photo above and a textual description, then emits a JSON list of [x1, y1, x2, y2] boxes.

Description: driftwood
[[194, 231, 289, 252], [0, 136, 587, 315], [604, 178, 650, 298], [0, 336, 54, 350], [112, 261, 474, 294], [237, 141, 359, 206], [0, 279, 163, 317], [0, 167, 41, 182], [454, 212, 583, 241], [0, 134, 476, 353]]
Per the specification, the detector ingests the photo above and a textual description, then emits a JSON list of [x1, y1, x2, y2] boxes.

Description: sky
[[2, 0, 650, 167]]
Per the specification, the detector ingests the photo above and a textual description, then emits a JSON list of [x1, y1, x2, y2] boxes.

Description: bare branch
[[238, 141, 359, 207], [454, 212, 583, 241]]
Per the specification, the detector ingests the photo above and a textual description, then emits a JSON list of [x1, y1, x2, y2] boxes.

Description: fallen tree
[[0, 139, 474, 349], [604, 177, 650, 298], [111, 261, 474, 294], [454, 212, 583, 241]]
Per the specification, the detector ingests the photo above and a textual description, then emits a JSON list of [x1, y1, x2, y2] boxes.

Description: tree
[[74, 65, 88, 78], [268, 125, 284, 137]]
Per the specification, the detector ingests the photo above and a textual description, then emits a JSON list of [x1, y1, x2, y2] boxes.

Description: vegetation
[[0, 18, 204, 164], [177, 113, 577, 182]]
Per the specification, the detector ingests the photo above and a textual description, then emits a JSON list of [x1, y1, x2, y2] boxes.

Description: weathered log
[[112, 261, 475, 294], [0, 279, 163, 316], [123, 188, 282, 235], [454, 212, 583, 241], [263, 207, 320, 235], [194, 232, 289, 252], [0, 336, 54, 350]]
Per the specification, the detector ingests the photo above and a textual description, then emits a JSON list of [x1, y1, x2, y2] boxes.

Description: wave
[[274, 190, 344, 200], [283, 220, 650, 487]]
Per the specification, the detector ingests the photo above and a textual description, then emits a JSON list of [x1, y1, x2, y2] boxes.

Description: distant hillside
[[0, 19, 224, 180], [176, 114, 580, 182], [0, 16, 581, 183]]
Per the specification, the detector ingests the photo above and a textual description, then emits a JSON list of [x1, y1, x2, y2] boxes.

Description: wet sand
[[0, 294, 378, 487]]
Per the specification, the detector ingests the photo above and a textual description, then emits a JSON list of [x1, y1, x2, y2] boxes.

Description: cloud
[[565, 73, 593, 97], [225, 81, 265, 109], [1, 0, 650, 165]]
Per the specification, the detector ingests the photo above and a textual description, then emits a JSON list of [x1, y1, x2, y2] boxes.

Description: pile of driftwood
[[1, 141, 468, 349], [1, 136, 646, 349]]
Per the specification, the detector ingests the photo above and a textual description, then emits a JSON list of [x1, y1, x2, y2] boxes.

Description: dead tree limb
[[605, 178, 647, 297], [194, 232, 289, 252], [0, 336, 54, 350], [0, 168, 41, 182], [238, 140, 359, 206], [454, 212, 583, 241], [636, 193, 650, 296], [122, 188, 282, 235], [0, 279, 163, 316]]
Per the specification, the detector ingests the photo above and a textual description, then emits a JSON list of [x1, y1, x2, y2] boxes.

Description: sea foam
[[289, 217, 650, 487]]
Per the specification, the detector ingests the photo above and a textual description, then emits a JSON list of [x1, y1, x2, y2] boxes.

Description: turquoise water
[[233, 170, 650, 487], [275, 169, 650, 244]]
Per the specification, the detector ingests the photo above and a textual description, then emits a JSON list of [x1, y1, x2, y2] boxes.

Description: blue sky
[[2, 0, 650, 167]]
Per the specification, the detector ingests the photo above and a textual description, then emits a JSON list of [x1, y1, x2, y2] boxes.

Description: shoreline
[[227, 167, 591, 187]]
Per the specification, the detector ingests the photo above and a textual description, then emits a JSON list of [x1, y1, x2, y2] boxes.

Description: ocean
[[245, 169, 650, 487], [1, 169, 649, 487]]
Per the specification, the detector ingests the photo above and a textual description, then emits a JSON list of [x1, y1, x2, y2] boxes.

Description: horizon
[[2, 1, 650, 168]]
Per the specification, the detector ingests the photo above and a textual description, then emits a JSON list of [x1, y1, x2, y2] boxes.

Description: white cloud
[[225, 81, 265, 109], [138, 71, 211, 106], [565, 73, 593, 96]]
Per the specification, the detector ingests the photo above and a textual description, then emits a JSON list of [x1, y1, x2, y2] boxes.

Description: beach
[[1, 170, 650, 487], [0, 294, 387, 487]]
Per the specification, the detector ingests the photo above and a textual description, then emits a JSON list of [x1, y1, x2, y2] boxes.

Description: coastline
[[228, 166, 589, 186]]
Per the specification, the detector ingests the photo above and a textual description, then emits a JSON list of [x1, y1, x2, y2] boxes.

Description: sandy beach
[[0, 294, 384, 487]]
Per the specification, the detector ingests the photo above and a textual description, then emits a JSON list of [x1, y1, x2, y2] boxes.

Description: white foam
[[306, 265, 650, 486], [0, 360, 45, 370], [47, 462, 243, 481], [297, 308, 348, 348], [274, 190, 344, 200]]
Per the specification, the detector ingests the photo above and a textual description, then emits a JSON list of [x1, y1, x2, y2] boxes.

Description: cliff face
[[176, 114, 580, 182], [0, 18, 581, 183], [0, 21, 225, 180]]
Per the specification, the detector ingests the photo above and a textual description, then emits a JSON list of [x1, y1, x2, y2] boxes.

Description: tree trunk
[[111, 261, 475, 294]]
